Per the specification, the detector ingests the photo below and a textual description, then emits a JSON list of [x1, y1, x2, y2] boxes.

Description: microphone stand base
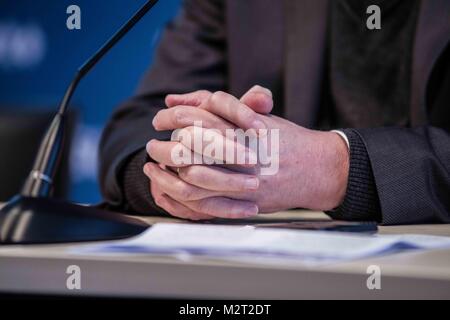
[[0, 196, 148, 244]]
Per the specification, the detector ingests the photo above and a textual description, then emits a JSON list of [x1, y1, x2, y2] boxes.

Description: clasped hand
[[144, 86, 349, 220]]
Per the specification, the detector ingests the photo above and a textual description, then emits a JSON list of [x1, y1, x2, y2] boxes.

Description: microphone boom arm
[[21, 0, 159, 197]]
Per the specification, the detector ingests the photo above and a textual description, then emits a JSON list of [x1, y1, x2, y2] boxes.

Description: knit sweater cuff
[[327, 129, 382, 222]]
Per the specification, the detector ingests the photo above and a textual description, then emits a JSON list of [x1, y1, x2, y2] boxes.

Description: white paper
[[74, 223, 450, 265]]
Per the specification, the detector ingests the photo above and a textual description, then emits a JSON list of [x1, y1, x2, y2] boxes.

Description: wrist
[[324, 131, 350, 210]]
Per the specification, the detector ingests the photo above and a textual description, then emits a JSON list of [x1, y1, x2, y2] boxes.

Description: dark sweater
[[326, 0, 420, 221], [121, 0, 421, 222]]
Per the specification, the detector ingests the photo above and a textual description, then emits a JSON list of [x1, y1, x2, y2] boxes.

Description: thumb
[[240, 85, 273, 115]]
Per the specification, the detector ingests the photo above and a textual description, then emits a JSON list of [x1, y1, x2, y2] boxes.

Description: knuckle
[[197, 90, 212, 97], [225, 175, 239, 189], [189, 90, 211, 106], [154, 195, 165, 208], [185, 166, 202, 183], [210, 91, 227, 105], [177, 183, 196, 201], [242, 108, 256, 123], [213, 90, 227, 98], [196, 200, 212, 215], [173, 108, 186, 126]]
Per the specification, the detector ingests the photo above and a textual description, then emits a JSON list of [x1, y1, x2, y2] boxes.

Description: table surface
[[1, 208, 450, 299]]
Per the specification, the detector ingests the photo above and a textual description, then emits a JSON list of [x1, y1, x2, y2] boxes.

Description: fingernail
[[243, 204, 259, 217], [244, 178, 259, 191], [252, 85, 272, 97], [146, 140, 155, 154]]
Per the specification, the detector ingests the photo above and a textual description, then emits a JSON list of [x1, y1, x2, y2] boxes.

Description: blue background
[[0, 0, 181, 203]]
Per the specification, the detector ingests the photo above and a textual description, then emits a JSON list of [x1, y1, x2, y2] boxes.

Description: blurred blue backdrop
[[0, 0, 181, 203]]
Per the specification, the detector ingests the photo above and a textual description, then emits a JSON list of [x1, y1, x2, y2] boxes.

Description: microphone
[[0, 0, 159, 244]]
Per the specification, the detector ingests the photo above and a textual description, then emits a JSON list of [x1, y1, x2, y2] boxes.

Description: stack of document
[[74, 223, 450, 265]]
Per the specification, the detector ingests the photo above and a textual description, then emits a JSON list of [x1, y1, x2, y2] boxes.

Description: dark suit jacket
[[99, 0, 450, 225]]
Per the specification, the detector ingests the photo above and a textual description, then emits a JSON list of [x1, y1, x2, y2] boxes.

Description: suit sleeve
[[355, 126, 450, 225], [98, 0, 227, 213]]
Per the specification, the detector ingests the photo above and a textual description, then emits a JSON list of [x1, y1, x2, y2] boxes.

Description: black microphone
[[0, 0, 159, 244]]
